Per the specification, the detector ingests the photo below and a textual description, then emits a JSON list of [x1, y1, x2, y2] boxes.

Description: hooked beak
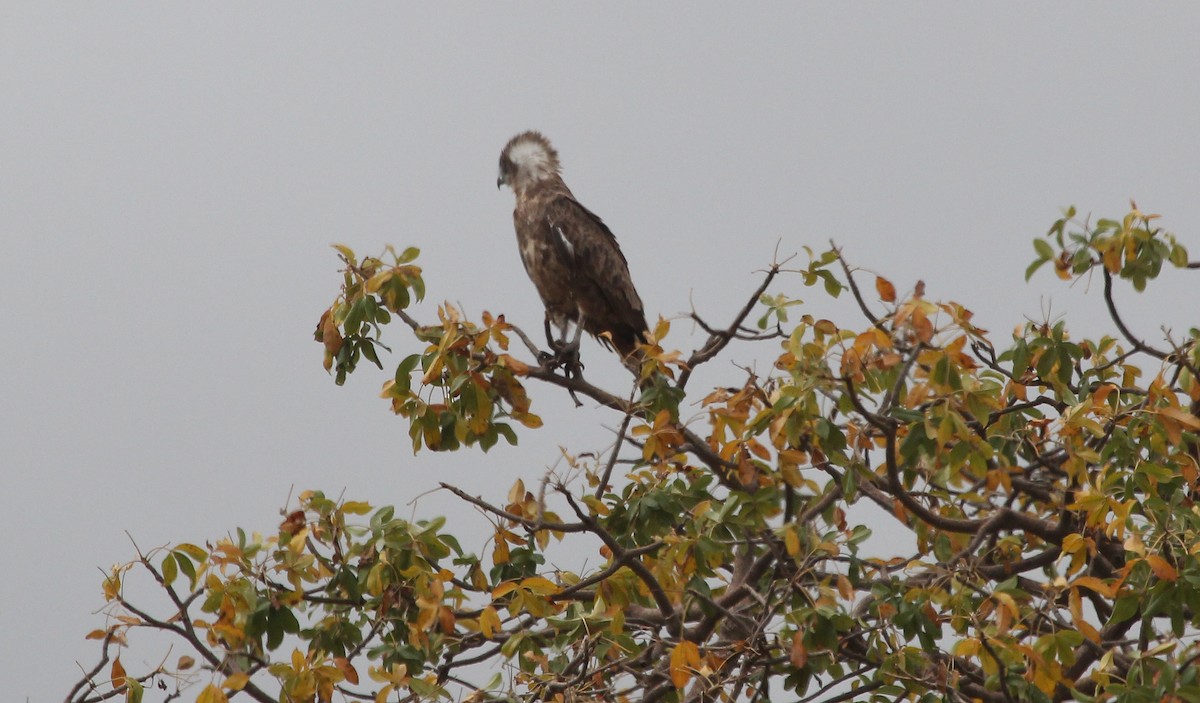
[[496, 175, 505, 190]]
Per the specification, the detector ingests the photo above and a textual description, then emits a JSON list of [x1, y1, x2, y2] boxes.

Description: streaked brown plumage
[[496, 131, 648, 362]]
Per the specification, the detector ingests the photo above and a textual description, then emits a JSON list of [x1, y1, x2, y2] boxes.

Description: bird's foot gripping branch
[[72, 207, 1200, 703]]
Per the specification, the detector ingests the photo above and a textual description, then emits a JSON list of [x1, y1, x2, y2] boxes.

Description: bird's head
[[497, 131, 560, 193]]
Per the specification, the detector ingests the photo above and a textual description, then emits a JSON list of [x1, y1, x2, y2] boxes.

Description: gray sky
[[3, 4, 1199, 696]]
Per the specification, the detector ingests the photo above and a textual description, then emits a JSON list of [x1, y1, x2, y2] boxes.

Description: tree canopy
[[68, 207, 1200, 703]]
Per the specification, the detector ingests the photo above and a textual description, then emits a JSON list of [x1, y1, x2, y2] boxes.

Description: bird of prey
[[496, 131, 648, 370]]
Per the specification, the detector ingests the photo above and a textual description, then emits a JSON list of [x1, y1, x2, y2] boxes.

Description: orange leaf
[[438, 606, 456, 634], [1159, 406, 1200, 430], [911, 307, 934, 343], [319, 309, 343, 356], [1091, 383, 1118, 407], [789, 631, 808, 668], [110, 657, 127, 685], [500, 354, 531, 376], [875, 276, 896, 303], [1071, 576, 1116, 598], [334, 657, 360, 685], [1146, 554, 1178, 582]]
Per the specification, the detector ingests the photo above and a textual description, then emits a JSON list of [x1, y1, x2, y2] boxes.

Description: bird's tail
[[610, 326, 659, 391]]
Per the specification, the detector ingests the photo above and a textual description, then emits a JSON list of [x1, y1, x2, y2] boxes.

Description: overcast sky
[[3, 4, 1199, 697]]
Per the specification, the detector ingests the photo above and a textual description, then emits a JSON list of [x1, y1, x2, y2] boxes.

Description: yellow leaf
[[953, 637, 980, 657], [102, 569, 122, 602], [507, 479, 526, 505], [492, 534, 510, 565], [197, 684, 229, 703], [517, 412, 543, 429], [176, 656, 195, 670], [375, 684, 394, 703], [491, 581, 519, 599], [479, 606, 501, 638], [341, 501, 372, 515], [784, 527, 800, 557], [365, 270, 393, 293], [331, 243, 356, 262], [288, 526, 309, 553], [669, 641, 701, 689], [223, 673, 250, 691], [85, 629, 108, 641], [368, 664, 408, 685], [520, 576, 559, 595], [174, 543, 208, 561], [652, 316, 671, 343]]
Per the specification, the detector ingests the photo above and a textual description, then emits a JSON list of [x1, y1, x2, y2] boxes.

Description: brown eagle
[[497, 131, 648, 367]]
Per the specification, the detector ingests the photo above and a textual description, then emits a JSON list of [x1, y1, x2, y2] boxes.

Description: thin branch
[[678, 262, 785, 389], [558, 487, 679, 633], [551, 542, 665, 602], [596, 400, 637, 499], [831, 242, 883, 329], [1103, 268, 1167, 360], [439, 483, 588, 533]]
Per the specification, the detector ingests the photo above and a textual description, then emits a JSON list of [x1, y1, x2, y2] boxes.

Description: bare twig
[[678, 262, 785, 389], [1103, 268, 1167, 360]]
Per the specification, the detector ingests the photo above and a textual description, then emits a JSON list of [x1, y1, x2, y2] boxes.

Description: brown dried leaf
[[875, 276, 896, 303], [279, 510, 306, 536], [110, 657, 127, 684]]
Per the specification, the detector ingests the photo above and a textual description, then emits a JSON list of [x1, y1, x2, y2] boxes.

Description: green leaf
[[175, 553, 197, 587], [174, 543, 207, 561], [1108, 595, 1139, 625], [494, 423, 518, 446], [161, 554, 178, 587], [1032, 238, 1054, 260], [361, 340, 383, 369], [1024, 257, 1048, 281]]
